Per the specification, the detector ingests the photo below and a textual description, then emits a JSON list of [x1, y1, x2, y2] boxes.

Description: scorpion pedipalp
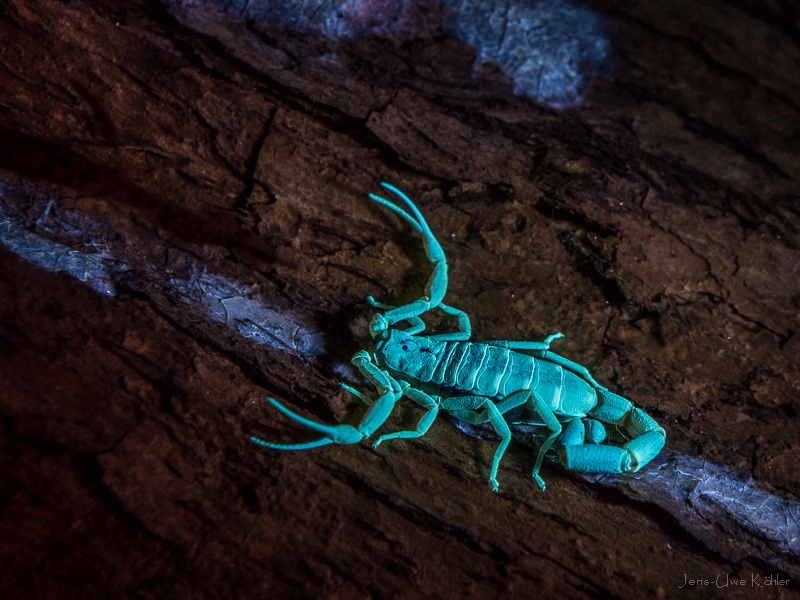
[[251, 398, 362, 449], [366, 183, 459, 337]]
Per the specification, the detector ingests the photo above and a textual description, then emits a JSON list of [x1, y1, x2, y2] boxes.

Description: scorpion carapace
[[252, 182, 666, 491]]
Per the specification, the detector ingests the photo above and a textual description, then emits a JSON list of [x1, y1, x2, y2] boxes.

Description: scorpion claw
[[260, 398, 364, 446], [250, 435, 334, 451]]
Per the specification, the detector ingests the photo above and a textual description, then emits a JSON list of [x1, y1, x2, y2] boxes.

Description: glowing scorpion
[[252, 183, 666, 491]]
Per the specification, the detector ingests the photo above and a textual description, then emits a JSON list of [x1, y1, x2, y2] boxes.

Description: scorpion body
[[253, 183, 666, 491]]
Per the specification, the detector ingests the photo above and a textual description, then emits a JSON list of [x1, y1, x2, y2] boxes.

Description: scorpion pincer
[[252, 183, 666, 492]]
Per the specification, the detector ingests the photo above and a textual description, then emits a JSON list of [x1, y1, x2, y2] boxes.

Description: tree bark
[[1, 1, 798, 598]]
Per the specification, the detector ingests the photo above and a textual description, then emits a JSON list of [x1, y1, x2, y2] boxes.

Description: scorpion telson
[[252, 183, 666, 492]]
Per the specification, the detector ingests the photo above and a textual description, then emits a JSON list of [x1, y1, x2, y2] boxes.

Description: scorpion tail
[[557, 391, 666, 474]]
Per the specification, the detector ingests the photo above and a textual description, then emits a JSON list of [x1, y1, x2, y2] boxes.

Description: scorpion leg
[[427, 302, 472, 341], [529, 389, 563, 491], [488, 336, 610, 391], [448, 389, 531, 423], [535, 352, 607, 391], [557, 390, 665, 474], [441, 395, 521, 492], [372, 388, 440, 447], [368, 183, 449, 336], [252, 351, 407, 451], [485, 332, 564, 350], [341, 383, 372, 406], [449, 386, 563, 490]]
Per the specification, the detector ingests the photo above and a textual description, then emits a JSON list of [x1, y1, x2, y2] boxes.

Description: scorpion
[[252, 183, 666, 491]]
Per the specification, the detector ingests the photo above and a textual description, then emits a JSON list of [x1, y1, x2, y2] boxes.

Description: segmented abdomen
[[411, 341, 594, 414], [422, 342, 537, 398]]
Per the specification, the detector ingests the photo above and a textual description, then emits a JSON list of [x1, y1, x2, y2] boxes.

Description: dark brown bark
[[1, 1, 798, 598]]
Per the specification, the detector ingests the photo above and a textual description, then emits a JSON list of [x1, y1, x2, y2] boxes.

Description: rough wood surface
[[1, 1, 798, 598]]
